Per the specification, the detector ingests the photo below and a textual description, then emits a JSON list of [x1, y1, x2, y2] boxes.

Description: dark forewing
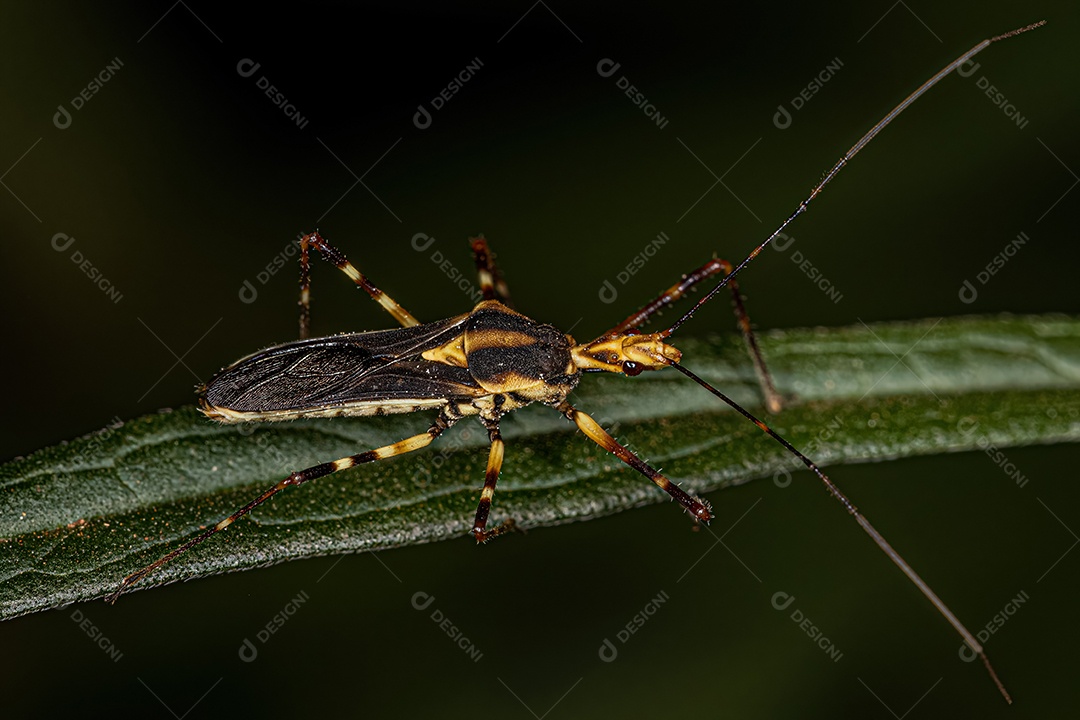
[[201, 314, 481, 414]]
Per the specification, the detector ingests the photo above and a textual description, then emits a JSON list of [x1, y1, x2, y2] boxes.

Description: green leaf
[[2, 314, 1079, 620]]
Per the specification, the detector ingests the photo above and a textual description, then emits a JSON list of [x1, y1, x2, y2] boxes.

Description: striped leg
[[470, 235, 514, 306], [556, 401, 712, 522], [299, 231, 420, 339], [107, 413, 455, 603], [471, 419, 516, 542], [605, 258, 782, 413]]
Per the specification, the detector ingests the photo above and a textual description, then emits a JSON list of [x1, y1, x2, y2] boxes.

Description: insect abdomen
[[200, 317, 482, 422]]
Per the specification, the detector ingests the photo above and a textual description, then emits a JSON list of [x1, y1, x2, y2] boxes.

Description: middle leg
[[471, 417, 516, 543]]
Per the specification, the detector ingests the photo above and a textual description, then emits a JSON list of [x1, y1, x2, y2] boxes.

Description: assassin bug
[[107, 21, 1045, 702]]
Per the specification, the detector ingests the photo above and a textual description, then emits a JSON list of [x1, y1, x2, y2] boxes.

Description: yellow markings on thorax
[[464, 328, 538, 352], [464, 325, 549, 392], [422, 333, 469, 368]]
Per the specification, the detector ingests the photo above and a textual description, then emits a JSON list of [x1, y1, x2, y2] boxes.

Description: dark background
[[2, 2, 1078, 718]]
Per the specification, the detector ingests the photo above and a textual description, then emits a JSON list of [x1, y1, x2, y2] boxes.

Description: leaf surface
[[2, 314, 1078, 620]]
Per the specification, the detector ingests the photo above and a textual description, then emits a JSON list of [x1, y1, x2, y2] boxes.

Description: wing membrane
[[201, 314, 481, 417]]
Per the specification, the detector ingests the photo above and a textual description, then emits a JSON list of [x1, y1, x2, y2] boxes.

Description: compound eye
[[622, 360, 643, 376]]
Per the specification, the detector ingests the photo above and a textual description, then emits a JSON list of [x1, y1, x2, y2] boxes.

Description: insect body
[[107, 22, 1047, 704], [199, 231, 712, 546]]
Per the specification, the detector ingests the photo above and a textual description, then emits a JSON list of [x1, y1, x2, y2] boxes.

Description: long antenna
[[663, 20, 1045, 339], [667, 361, 1012, 703]]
